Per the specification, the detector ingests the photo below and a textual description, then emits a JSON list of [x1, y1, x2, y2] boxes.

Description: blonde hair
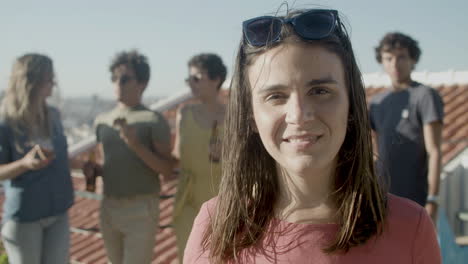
[[0, 53, 54, 139]]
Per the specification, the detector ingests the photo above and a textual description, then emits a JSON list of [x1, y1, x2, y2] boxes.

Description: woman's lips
[[283, 135, 322, 150]]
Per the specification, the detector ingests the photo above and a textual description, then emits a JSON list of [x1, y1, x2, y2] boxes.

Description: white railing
[[440, 149, 468, 236]]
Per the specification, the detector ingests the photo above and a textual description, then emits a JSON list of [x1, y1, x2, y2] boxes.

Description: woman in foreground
[[184, 8, 441, 264]]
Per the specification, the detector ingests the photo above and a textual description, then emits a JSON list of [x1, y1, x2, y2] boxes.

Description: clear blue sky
[[1, 0, 467, 98]]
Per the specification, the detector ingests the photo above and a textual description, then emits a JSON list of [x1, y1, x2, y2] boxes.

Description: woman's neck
[[31, 100, 47, 119], [29, 102, 49, 138], [275, 165, 337, 224]]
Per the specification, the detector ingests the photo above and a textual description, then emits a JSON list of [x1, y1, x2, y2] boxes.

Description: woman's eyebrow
[[307, 76, 338, 86], [256, 84, 286, 94], [255, 76, 338, 94]]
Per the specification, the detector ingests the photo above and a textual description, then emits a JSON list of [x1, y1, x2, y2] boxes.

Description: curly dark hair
[[188, 53, 227, 90], [110, 50, 150, 84], [375, 32, 421, 63]]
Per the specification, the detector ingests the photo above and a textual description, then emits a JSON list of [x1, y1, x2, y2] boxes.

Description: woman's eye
[[265, 93, 286, 101], [309, 87, 330, 95]]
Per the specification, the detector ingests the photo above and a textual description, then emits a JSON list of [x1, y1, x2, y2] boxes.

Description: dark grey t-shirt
[[369, 82, 444, 206]]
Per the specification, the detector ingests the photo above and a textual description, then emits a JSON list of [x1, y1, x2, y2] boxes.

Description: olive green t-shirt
[[95, 104, 171, 197]]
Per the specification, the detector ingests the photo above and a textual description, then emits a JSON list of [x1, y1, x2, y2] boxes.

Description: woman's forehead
[[247, 42, 345, 90]]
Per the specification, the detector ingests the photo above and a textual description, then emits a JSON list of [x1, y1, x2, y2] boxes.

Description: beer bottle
[[208, 120, 220, 163], [85, 151, 97, 192]]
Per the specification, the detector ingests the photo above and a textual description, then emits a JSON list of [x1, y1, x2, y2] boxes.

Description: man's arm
[[171, 105, 184, 160], [369, 102, 379, 161], [119, 124, 175, 179], [151, 139, 175, 179], [371, 131, 379, 161], [423, 121, 443, 221]]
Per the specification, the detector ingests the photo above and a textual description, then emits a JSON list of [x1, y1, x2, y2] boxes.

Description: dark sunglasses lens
[[244, 18, 282, 46], [294, 11, 336, 40], [112, 75, 134, 85], [186, 75, 200, 83], [120, 75, 130, 85]]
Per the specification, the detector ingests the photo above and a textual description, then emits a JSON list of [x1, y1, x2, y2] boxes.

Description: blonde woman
[[0, 53, 74, 264]]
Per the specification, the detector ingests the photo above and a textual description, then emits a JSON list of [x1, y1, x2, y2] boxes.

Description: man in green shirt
[[83, 50, 174, 263]]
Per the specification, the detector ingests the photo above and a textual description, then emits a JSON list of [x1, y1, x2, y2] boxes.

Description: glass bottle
[[208, 120, 220, 163], [85, 151, 97, 192]]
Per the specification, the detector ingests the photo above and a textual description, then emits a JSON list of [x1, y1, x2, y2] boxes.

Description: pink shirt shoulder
[[184, 195, 441, 264], [184, 197, 217, 263]]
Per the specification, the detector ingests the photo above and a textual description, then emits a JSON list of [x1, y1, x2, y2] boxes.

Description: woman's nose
[[285, 95, 314, 125]]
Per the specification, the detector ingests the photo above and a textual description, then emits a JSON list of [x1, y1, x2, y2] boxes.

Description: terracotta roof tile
[[66, 177, 179, 263]]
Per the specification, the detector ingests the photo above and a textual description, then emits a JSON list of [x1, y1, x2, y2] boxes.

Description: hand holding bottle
[[82, 152, 100, 192]]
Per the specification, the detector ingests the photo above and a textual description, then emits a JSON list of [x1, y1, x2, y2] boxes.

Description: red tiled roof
[[1, 83, 466, 264], [67, 176, 179, 264], [0, 176, 179, 264]]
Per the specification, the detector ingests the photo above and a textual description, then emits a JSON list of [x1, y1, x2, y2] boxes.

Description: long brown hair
[[0, 53, 54, 139], [203, 9, 387, 262]]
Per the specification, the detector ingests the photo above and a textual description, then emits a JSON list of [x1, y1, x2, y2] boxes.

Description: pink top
[[184, 194, 441, 264]]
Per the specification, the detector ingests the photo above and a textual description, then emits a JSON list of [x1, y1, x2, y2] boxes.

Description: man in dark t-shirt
[[370, 32, 444, 222]]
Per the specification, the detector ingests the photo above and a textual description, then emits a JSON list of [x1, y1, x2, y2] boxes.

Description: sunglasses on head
[[111, 74, 136, 85], [242, 9, 339, 47]]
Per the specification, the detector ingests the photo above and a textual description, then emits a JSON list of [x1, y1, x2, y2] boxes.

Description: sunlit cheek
[[322, 96, 349, 134], [255, 106, 284, 147]]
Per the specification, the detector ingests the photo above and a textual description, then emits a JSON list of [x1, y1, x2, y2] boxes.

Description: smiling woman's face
[[248, 42, 349, 176]]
